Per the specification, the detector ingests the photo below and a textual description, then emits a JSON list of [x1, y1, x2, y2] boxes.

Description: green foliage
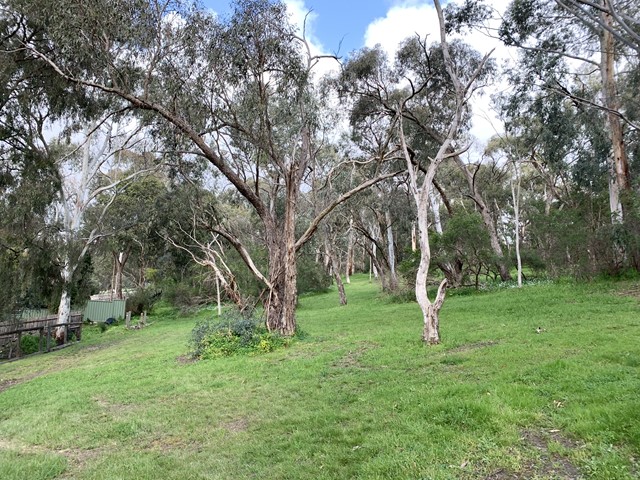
[[126, 288, 158, 316], [398, 212, 500, 289], [189, 310, 290, 359], [297, 254, 332, 295], [19, 334, 39, 355], [444, 0, 491, 34], [2, 276, 640, 478]]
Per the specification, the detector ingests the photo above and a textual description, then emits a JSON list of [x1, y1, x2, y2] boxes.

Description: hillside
[[1, 276, 639, 479]]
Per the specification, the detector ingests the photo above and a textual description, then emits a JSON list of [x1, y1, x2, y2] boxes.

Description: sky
[[202, 0, 515, 143]]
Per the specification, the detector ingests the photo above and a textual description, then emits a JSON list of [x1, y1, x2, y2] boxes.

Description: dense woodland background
[[1, 0, 639, 333]]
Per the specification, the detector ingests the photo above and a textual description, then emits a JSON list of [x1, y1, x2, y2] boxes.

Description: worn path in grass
[[1, 276, 639, 479]]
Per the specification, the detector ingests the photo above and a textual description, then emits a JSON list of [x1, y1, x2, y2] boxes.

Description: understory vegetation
[[1, 275, 639, 479], [189, 310, 295, 359]]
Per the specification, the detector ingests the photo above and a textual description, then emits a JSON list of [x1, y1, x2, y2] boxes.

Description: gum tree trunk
[[600, 0, 629, 221], [414, 192, 448, 344], [398, 0, 493, 344], [265, 180, 298, 336], [112, 250, 129, 300], [55, 261, 72, 341]]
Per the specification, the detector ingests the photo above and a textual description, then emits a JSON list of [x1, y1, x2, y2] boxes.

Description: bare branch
[[295, 169, 404, 252]]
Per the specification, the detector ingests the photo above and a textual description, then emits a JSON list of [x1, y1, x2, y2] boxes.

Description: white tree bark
[[511, 163, 523, 288], [385, 210, 398, 290], [345, 217, 354, 284], [411, 221, 417, 252], [398, 0, 494, 344], [430, 188, 443, 235], [372, 242, 379, 278], [54, 121, 149, 339], [599, 0, 629, 222]]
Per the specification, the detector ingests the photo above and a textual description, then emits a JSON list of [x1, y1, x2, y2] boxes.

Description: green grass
[[1, 275, 640, 479]]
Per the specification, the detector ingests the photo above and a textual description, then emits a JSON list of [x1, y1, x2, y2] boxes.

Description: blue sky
[[201, 0, 511, 142], [287, 0, 395, 55], [202, 0, 410, 56]]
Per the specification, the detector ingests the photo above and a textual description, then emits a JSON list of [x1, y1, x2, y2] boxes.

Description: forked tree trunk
[[414, 186, 448, 345], [422, 281, 447, 344], [399, 0, 492, 344]]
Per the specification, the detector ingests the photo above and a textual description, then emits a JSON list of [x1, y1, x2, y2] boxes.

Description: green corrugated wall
[[84, 300, 126, 322]]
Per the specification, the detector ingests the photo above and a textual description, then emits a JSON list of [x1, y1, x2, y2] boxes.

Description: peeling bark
[[600, 1, 629, 221]]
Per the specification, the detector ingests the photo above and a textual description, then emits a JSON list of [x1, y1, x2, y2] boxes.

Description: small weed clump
[[189, 310, 291, 359]]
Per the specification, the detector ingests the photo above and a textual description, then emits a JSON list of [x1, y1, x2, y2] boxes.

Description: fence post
[[39, 327, 44, 353], [46, 325, 51, 352], [125, 311, 131, 328], [63, 323, 68, 344], [17, 331, 22, 358]]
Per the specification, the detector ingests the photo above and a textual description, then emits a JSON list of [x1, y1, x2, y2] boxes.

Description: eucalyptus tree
[[339, 0, 494, 343], [96, 172, 167, 299], [399, 0, 493, 343], [3, 0, 401, 334], [554, 0, 640, 54], [1, 7, 68, 318], [500, 0, 639, 222], [52, 121, 155, 337]]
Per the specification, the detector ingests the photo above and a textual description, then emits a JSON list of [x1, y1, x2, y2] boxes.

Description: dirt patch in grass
[[0, 377, 21, 393], [92, 395, 136, 413], [448, 341, 499, 354], [176, 354, 196, 365], [144, 435, 202, 453], [0, 437, 104, 474], [0, 371, 44, 393], [615, 285, 640, 298], [60, 447, 105, 472], [484, 429, 582, 479], [221, 417, 250, 433], [332, 341, 379, 369]]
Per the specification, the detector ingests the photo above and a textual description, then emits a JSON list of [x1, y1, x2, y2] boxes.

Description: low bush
[[126, 289, 158, 316], [162, 282, 198, 310], [19, 334, 39, 355], [189, 310, 292, 359]]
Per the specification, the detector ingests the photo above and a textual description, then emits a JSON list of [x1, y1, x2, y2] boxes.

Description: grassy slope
[[1, 276, 639, 479]]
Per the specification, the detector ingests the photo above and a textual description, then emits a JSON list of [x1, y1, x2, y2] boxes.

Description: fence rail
[[0, 314, 83, 362]]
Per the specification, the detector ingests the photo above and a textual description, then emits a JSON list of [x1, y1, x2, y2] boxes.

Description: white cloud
[[363, 0, 517, 144], [364, 3, 440, 57]]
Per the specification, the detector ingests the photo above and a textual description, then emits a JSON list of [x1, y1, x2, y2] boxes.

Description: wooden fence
[[0, 313, 83, 361]]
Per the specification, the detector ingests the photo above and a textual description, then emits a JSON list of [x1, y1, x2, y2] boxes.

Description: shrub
[[297, 254, 332, 295], [126, 288, 158, 316], [162, 282, 198, 310], [189, 309, 291, 359], [19, 334, 40, 355]]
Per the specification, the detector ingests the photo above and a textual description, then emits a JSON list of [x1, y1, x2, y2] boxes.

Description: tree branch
[[295, 170, 405, 252]]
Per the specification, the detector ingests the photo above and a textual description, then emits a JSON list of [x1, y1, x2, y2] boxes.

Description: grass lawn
[[1, 275, 639, 479]]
